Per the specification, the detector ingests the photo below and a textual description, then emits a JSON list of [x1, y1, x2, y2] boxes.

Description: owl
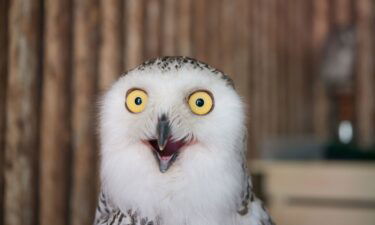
[[94, 57, 274, 225]]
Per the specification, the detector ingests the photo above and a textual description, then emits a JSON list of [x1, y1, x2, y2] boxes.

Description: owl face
[[100, 57, 245, 174]]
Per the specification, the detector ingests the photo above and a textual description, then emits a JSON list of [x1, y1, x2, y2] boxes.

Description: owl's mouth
[[148, 138, 186, 173], [146, 114, 187, 173]]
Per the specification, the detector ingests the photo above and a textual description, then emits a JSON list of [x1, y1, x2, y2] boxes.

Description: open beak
[[156, 114, 170, 151], [148, 114, 186, 173]]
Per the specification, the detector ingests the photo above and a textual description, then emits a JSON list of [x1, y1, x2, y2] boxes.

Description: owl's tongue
[[149, 138, 185, 157], [149, 138, 185, 172]]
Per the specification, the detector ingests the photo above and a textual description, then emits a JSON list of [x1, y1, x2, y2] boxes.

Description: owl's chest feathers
[[102, 145, 244, 225], [110, 170, 242, 225]]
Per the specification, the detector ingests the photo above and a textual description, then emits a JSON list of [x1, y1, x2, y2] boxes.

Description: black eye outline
[[186, 89, 215, 115], [125, 87, 148, 114]]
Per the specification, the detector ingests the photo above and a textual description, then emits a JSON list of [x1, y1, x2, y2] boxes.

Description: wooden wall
[[0, 0, 374, 225]]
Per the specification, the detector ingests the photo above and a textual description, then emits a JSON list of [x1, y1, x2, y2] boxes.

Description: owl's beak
[[147, 114, 186, 173], [157, 114, 170, 151]]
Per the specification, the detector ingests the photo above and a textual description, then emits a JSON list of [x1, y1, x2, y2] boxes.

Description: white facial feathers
[[99, 57, 248, 225]]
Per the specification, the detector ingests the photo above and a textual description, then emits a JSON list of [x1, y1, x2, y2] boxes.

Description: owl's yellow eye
[[188, 90, 214, 115], [125, 88, 148, 113]]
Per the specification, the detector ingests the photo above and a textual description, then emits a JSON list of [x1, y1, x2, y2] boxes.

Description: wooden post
[[259, 0, 270, 154], [71, 0, 100, 224], [39, 1, 72, 225], [233, 0, 251, 156], [333, 0, 352, 25], [265, 0, 278, 136], [220, 0, 235, 76], [0, 0, 9, 224], [289, 0, 305, 134], [125, 0, 144, 69], [99, 0, 124, 92], [4, 0, 41, 224], [299, 0, 314, 133], [276, 0, 288, 136], [312, 0, 331, 140], [355, 0, 375, 148], [192, 0, 208, 61], [207, 0, 221, 68], [144, 0, 161, 59], [249, 0, 262, 158], [177, 0, 192, 56], [161, 0, 176, 56]]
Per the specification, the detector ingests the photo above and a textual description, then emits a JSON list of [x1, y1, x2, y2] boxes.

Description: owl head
[[100, 57, 246, 173], [99, 57, 247, 215]]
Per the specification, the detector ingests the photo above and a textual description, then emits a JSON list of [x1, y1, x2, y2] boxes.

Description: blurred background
[[0, 0, 374, 225]]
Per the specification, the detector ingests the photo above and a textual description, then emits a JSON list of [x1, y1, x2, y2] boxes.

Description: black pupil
[[196, 98, 204, 107], [135, 97, 142, 105]]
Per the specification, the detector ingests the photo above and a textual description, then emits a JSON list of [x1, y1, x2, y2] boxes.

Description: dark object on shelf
[[325, 141, 375, 160]]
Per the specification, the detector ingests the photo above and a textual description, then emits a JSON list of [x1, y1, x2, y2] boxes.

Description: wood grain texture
[[192, 0, 208, 61], [355, 0, 375, 148], [206, 0, 221, 69], [251, 160, 375, 225], [220, 0, 235, 77], [125, 0, 144, 69], [248, 0, 261, 157], [333, 0, 352, 25], [4, 0, 41, 224], [0, 0, 8, 224], [161, 0, 176, 55], [144, 0, 161, 59], [275, 0, 288, 136], [312, 0, 331, 140], [39, 1, 72, 225], [265, 0, 278, 135], [71, 0, 100, 224], [233, 0, 252, 155], [99, 0, 124, 91], [177, 0, 192, 56]]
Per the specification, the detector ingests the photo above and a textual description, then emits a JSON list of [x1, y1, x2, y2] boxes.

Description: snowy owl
[[95, 56, 275, 225]]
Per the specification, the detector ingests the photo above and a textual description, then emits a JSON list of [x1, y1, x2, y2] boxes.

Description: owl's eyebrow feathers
[[127, 56, 235, 89]]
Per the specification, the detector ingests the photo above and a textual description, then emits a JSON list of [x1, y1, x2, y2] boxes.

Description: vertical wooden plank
[[258, 0, 269, 151], [302, 0, 315, 134], [207, 0, 221, 68], [289, 0, 306, 134], [249, 0, 263, 157], [286, 0, 296, 134], [265, 0, 278, 136], [144, 0, 161, 59], [39, 1, 72, 225], [299, 0, 314, 133], [176, 0, 192, 56], [233, 0, 251, 100], [285, 0, 295, 134], [220, 0, 235, 76], [99, 0, 124, 91], [192, 0, 208, 61], [276, 0, 289, 136], [312, 0, 331, 140], [0, 0, 9, 224], [355, 0, 374, 148], [333, 0, 352, 25], [71, 0, 100, 224], [248, 0, 258, 158], [4, 0, 42, 224], [161, 0, 176, 55], [125, 0, 144, 69], [233, 0, 252, 156]]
